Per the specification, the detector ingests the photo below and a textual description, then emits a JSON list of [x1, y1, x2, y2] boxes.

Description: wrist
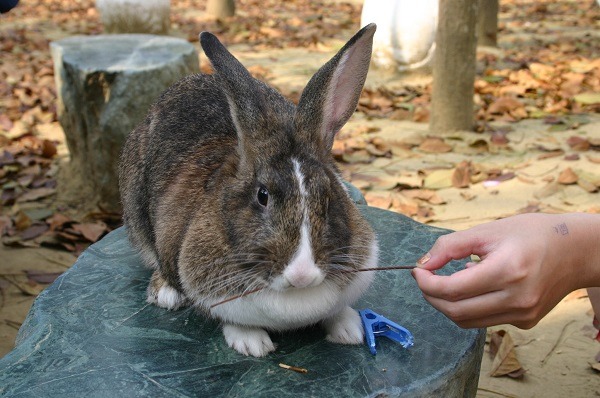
[[547, 213, 600, 290]]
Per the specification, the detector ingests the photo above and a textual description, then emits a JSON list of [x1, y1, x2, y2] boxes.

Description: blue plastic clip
[[359, 309, 414, 355]]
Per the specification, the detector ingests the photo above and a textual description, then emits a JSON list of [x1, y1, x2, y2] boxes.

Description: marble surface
[[0, 207, 485, 397]]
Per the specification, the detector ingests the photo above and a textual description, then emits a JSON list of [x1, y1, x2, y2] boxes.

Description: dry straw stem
[[279, 363, 308, 374]]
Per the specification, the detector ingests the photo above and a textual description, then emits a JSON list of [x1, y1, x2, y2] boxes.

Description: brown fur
[[119, 25, 377, 315]]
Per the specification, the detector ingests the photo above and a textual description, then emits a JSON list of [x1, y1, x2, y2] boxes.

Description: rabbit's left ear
[[295, 24, 376, 152]]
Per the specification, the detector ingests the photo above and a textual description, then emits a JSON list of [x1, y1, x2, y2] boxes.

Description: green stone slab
[[0, 206, 485, 397]]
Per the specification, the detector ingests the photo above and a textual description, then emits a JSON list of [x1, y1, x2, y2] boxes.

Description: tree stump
[[50, 35, 199, 212]]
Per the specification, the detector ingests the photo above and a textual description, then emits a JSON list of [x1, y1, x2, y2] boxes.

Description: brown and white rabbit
[[119, 24, 379, 357]]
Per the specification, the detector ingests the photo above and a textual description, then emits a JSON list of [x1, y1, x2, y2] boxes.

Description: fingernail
[[416, 252, 431, 267]]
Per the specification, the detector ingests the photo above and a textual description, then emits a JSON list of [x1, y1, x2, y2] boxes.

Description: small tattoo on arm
[[554, 223, 569, 235]]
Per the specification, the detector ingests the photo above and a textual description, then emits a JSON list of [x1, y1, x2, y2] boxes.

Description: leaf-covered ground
[[1, 0, 599, 395]]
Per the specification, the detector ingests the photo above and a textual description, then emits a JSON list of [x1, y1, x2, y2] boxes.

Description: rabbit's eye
[[257, 186, 269, 207]]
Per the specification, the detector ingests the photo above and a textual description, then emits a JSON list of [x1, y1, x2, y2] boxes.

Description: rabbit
[[119, 23, 379, 357]]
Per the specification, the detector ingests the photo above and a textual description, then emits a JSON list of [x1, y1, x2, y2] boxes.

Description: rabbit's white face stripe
[[292, 159, 308, 199], [277, 160, 324, 289]]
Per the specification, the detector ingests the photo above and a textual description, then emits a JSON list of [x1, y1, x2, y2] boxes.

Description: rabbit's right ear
[[200, 32, 267, 166]]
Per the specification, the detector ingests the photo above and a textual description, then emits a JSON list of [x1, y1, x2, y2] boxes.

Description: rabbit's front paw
[[222, 324, 276, 357], [323, 306, 364, 345], [147, 270, 188, 310]]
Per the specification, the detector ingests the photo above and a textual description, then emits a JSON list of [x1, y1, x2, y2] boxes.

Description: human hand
[[412, 213, 600, 329]]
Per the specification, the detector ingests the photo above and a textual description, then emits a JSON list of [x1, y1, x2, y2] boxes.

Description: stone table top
[[50, 34, 198, 72], [0, 206, 485, 397]]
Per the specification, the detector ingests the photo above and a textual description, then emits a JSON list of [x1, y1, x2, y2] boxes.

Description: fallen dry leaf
[[390, 192, 420, 216], [413, 106, 430, 123], [25, 270, 63, 284], [534, 181, 563, 199], [490, 130, 510, 146], [20, 222, 49, 241], [13, 211, 32, 231], [452, 161, 472, 188], [487, 96, 524, 115], [418, 137, 453, 154], [47, 213, 72, 231], [577, 179, 599, 193], [342, 150, 371, 164], [574, 92, 600, 105], [0, 215, 12, 236], [364, 191, 393, 210], [71, 222, 107, 243], [460, 191, 477, 201], [557, 167, 578, 185], [489, 330, 525, 378], [423, 169, 454, 190], [402, 189, 446, 205], [538, 150, 564, 160], [563, 153, 580, 162], [517, 202, 542, 214], [16, 187, 56, 202], [566, 136, 590, 151], [587, 155, 600, 164]]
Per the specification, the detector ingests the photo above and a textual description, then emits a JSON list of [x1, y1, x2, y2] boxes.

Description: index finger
[[412, 256, 503, 302], [417, 228, 492, 271]]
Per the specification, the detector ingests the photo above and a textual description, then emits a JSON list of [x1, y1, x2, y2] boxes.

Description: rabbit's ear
[[200, 32, 267, 164], [295, 24, 376, 152], [200, 31, 255, 95]]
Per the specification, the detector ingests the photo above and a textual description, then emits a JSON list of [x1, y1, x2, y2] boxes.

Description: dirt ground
[[1, 0, 600, 397]]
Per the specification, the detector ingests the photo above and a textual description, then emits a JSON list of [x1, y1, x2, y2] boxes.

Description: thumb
[[416, 229, 485, 271]]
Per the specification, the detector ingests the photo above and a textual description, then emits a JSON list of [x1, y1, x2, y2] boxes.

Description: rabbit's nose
[[282, 220, 325, 288], [283, 235, 324, 288]]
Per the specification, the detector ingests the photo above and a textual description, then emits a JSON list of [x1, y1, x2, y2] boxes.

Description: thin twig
[[518, 164, 559, 178], [477, 387, 518, 398], [279, 363, 308, 374], [541, 319, 576, 366], [4, 319, 23, 330], [209, 287, 265, 309], [343, 265, 416, 273], [35, 252, 75, 269]]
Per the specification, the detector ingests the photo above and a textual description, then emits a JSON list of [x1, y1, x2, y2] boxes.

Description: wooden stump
[[50, 34, 199, 212]]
